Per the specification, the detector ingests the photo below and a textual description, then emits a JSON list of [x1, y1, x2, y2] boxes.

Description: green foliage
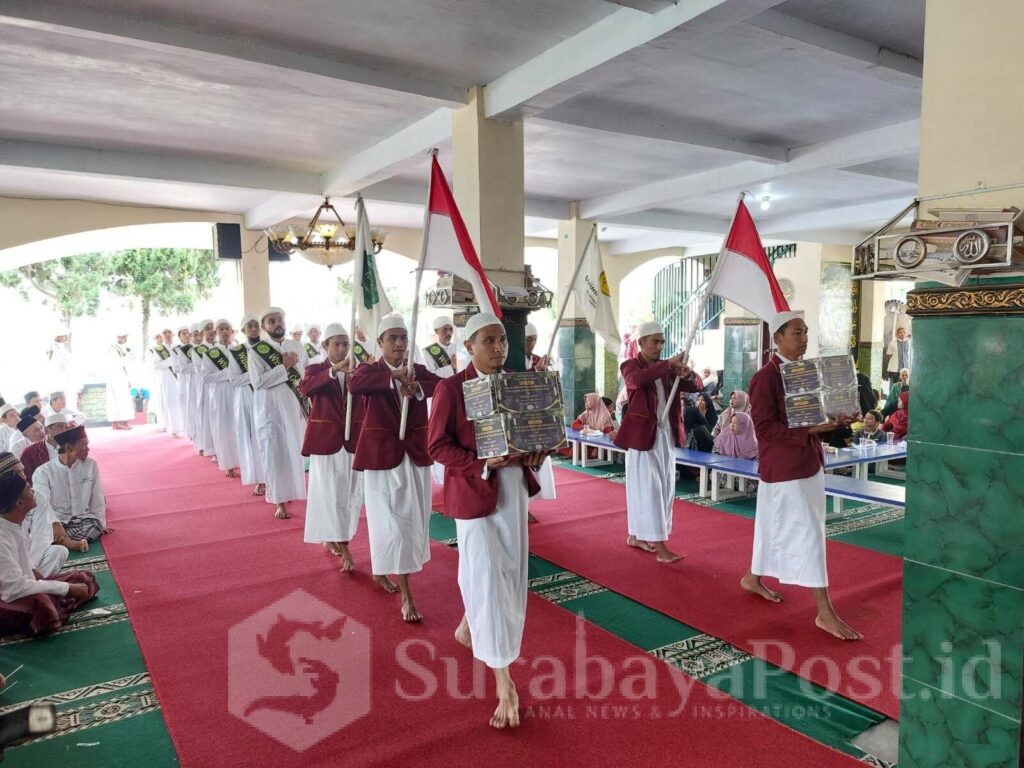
[[106, 248, 219, 314], [0, 252, 109, 324]]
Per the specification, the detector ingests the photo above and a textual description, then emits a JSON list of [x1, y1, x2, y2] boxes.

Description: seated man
[[41, 391, 86, 425], [32, 426, 112, 542], [0, 472, 99, 637], [8, 410, 44, 461], [21, 412, 68, 482], [0, 403, 17, 452]]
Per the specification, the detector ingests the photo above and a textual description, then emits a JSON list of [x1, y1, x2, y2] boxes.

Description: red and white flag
[[421, 156, 502, 317], [705, 200, 789, 320]]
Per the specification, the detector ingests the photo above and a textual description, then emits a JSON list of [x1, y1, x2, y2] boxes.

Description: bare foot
[[323, 542, 344, 556], [491, 672, 520, 729], [626, 535, 656, 553], [225, 468, 238, 478], [373, 575, 400, 593], [654, 542, 684, 564], [527, 512, 539, 524], [74, 538, 89, 553], [815, 613, 863, 640], [454, 615, 473, 650], [274, 504, 291, 520], [402, 598, 423, 623], [740, 572, 784, 603], [251, 484, 266, 497], [338, 549, 355, 573]]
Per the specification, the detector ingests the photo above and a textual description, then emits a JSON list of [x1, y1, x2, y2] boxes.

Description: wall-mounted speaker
[[213, 223, 242, 260]]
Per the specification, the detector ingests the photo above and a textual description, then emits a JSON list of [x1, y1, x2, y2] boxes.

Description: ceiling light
[[264, 198, 386, 268], [760, 196, 771, 211]]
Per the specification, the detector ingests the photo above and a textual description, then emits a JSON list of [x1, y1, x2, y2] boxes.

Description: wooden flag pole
[[543, 223, 598, 365], [343, 196, 365, 441], [398, 149, 439, 441], [659, 192, 745, 422]]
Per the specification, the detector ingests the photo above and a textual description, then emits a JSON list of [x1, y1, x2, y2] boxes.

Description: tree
[[106, 248, 220, 343], [0, 253, 109, 346]]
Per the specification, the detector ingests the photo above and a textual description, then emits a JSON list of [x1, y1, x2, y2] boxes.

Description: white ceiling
[[0, 0, 926, 257]]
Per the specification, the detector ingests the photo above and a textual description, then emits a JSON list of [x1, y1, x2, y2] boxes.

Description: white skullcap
[[44, 412, 69, 428], [0, 404, 14, 418], [260, 306, 285, 322], [433, 316, 453, 331], [308, 323, 321, 332], [215, 318, 232, 329], [464, 312, 503, 340], [290, 323, 303, 333], [376, 313, 407, 338], [525, 322, 538, 337], [769, 310, 805, 335], [177, 323, 190, 333], [189, 323, 200, 333], [322, 322, 348, 341], [637, 321, 664, 339], [240, 313, 259, 328], [200, 318, 214, 328]]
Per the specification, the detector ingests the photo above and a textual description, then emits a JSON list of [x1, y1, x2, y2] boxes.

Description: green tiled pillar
[[899, 283, 1024, 767], [556, 318, 595, 424], [722, 317, 763, 396]]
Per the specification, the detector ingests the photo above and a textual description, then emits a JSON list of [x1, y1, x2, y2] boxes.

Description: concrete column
[[452, 86, 527, 368], [239, 228, 270, 317], [898, 3, 1024, 766], [555, 203, 598, 418]]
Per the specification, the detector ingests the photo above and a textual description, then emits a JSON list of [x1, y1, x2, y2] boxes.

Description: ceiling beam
[[0, 0, 466, 105], [484, 0, 788, 120], [0, 139, 320, 194], [758, 194, 913, 237], [580, 119, 920, 218], [743, 9, 922, 86], [600, 209, 732, 236], [357, 179, 571, 221], [532, 111, 789, 163]]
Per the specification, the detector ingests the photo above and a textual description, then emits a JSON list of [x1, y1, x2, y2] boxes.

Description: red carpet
[[93, 427, 864, 767], [516, 467, 903, 719]]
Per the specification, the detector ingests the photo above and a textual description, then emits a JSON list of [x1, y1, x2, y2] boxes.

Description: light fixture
[[760, 196, 771, 211], [264, 198, 387, 268]]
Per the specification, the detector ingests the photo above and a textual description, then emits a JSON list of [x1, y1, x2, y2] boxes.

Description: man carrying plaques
[[741, 310, 862, 641], [427, 312, 548, 730]]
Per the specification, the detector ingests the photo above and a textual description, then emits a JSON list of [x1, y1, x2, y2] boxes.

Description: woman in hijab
[[883, 390, 909, 441], [713, 411, 758, 459], [683, 403, 714, 453], [711, 390, 749, 438], [694, 392, 718, 433], [572, 393, 617, 435]]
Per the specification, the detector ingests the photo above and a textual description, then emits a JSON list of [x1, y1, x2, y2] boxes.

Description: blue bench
[[565, 428, 625, 468], [823, 473, 905, 515]]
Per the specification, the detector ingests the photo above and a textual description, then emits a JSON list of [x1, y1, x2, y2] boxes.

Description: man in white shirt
[[304, 324, 322, 363], [193, 319, 218, 457], [228, 315, 266, 496], [32, 426, 111, 542], [106, 333, 136, 430], [203, 319, 240, 478], [41, 391, 86, 425], [0, 404, 17, 452], [152, 328, 184, 436], [8, 414, 44, 461], [249, 308, 309, 519], [47, 331, 79, 406], [0, 471, 98, 638], [422, 316, 458, 378]]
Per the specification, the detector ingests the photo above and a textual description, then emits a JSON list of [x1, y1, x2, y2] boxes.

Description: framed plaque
[[506, 412, 568, 454], [463, 370, 567, 457], [780, 355, 859, 428], [780, 360, 821, 395], [785, 393, 827, 428], [473, 415, 510, 459], [462, 377, 497, 420], [495, 371, 562, 413]]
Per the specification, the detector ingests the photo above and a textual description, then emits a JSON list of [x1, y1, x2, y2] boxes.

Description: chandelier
[[264, 198, 386, 268]]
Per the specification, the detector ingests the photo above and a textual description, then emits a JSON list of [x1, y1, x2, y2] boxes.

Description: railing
[[652, 244, 796, 350]]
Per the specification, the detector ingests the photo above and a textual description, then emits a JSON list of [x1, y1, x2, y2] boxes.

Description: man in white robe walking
[[106, 333, 135, 430], [203, 320, 240, 478], [228, 315, 266, 496]]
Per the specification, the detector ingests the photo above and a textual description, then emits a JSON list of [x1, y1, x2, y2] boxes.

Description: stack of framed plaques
[[780, 355, 860, 428], [462, 371, 568, 458]]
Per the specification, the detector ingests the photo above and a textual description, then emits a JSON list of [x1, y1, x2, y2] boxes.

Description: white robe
[[7, 433, 32, 461], [0, 518, 71, 603], [624, 379, 675, 542], [455, 465, 530, 669], [304, 449, 363, 543], [363, 456, 431, 575], [0, 425, 13, 452], [249, 338, 308, 504], [32, 457, 107, 528], [751, 469, 828, 588], [105, 343, 136, 422], [425, 341, 459, 484], [27, 503, 68, 577], [174, 346, 198, 443], [228, 346, 264, 486], [193, 345, 216, 454], [41, 405, 87, 425], [152, 346, 183, 435], [47, 341, 79, 401], [203, 344, 239, 471]]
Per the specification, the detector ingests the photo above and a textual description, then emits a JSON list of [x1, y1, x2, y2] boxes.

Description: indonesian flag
[[352, 196, 393, 354], [571, 228, 621, 356], [705, 200, 790, 320], [422, 156, 502, 317]]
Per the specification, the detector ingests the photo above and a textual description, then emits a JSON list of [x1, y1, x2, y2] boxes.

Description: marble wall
[[555, 320, 595, 424]]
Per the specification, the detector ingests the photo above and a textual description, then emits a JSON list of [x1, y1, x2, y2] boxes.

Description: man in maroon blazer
[[349, 314, 441, 623], [21, 413, 70, 484], [298, 322, 366, 573], [741, 310, 861, 641], [614, 321, 701, 563], [427, 312, 547, 730]]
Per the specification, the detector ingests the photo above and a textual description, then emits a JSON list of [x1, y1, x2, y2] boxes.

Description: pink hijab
[[578, 393, 615, 431], [713, 411, 758, 459]]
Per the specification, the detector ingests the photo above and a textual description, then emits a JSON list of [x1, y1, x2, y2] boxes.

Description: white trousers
[[624, 421, 675, 542], [363, 457, 431, 576], [535, 456, 556, 500], [455, 467, 529, 669], [751, 469, 828, 588], [35, 544, 70, 578], [304, 450, 363, 543]]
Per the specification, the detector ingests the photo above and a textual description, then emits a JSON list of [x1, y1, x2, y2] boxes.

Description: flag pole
[[399, 149, 439, 440], [543, 222, 598, 365], [659, 192, 746, 422], [344, 196, 365, 441]]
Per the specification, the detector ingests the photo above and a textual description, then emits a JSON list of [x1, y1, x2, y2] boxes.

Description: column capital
[[906, 282, 1024, 317]]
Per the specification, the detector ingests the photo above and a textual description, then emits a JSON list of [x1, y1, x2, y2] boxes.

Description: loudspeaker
[[213, 223, 242, 260]]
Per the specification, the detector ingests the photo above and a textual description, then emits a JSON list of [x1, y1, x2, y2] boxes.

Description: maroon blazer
[[349, 360, 441, 470], [427, 363, 541, 519], [749, 355, 823, 483], [298, 361, 364, 456], [21, 440, 51, 483], [614, 356, 700, 451]]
